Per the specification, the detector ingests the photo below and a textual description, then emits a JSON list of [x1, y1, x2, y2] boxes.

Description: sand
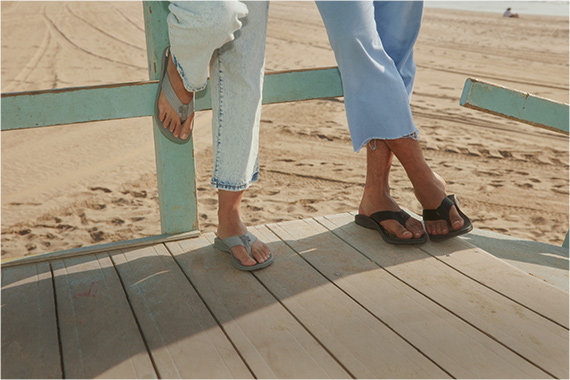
[[1, 1, 568, 260]]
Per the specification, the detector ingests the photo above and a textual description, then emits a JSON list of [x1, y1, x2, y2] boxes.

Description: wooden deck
[[2, 213, 568, 379]]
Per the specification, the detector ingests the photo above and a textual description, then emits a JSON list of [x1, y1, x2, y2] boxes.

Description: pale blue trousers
[[316, 1, 424, 152], [168, 1, 269, 191]]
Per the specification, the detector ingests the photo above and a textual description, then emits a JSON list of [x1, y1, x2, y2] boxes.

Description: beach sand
[[1, 2, 568, 260]]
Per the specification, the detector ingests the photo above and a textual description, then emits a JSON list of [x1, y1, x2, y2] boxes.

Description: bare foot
[[216, 214, 271, 267], [359, 193, 425, 240], [157, 51, 195, 140]]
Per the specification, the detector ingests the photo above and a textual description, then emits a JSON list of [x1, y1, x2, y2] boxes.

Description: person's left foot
[[157, 50, 195, 140], [216, 218, 271, 267]]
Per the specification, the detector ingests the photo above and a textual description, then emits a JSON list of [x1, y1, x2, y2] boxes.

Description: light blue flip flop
[[154, 46, 194, 144], [214, 232, 274, 271]]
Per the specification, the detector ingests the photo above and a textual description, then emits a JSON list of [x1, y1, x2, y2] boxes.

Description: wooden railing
[[460, 78, 569, 247]]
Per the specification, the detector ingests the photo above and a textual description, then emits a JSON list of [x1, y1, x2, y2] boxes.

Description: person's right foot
[[157, 51, 195, 140]]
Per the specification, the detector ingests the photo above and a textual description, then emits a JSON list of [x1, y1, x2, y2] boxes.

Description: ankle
[[167, 55, 193, 103], [359, 191, 398, 215]]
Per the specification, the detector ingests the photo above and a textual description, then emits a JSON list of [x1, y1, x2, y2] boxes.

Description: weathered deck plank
[[250, 225, 449, 379], [1, 263, 62, 379], [418, 233, 569, 329], [268, 218, 551, 378], [1, 213, 568, 379], [319, 213, 569, 379], [51, 254, 156, 379], [109, 244, 252, 379], [165, 234, 350, 379]]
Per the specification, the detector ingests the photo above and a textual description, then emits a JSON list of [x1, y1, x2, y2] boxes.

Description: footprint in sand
[[122, 190, 147, 198], [90, 187, 112, 193], [110, 218, 125, 226], [88, 228, 106, 243], [201, 198, 218, 206]]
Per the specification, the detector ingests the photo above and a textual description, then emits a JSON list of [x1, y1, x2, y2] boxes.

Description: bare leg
[[157, 53, 195, 141], [384, 137, 464, 236], [359, 140, 425, 239], [216, 190, 271, 267]]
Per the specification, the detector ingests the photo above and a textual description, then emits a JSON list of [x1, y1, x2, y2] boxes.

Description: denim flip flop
[[423, 194, 473, 242], [154, 46, 194, 144], [214, 232, 274, 271]]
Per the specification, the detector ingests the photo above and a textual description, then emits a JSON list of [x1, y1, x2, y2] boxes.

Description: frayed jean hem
[[172, 53, 208, 93], [357, 130, 421, 153], [210, 172, 259, 192]]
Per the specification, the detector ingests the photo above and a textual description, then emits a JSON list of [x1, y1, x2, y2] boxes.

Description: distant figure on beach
[[317, 1, 473, 244], [503, 8, 520, 18], [155, 1, 273, 271]]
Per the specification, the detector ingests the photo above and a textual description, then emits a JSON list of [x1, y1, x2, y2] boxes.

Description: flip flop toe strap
[[220, 232, 258, 256], [370, 210, 410, 227], [162, 68, 194, 123], [423, 196, 454, 224]]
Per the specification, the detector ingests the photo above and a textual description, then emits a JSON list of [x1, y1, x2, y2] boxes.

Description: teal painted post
[[143, 1, 199, 235]]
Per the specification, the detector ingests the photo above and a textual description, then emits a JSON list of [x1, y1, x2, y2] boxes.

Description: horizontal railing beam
[[460, 78, 569, 134], [1, 67, 343, 131]]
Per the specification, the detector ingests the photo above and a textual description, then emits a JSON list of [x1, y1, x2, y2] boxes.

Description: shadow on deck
[[2, 213, 569, 379]]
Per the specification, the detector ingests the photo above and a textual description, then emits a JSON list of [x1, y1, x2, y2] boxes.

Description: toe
[[171, 120, 181, 135], [449, 205, 464, 231], [426, 220, 447, 236], [251, 241, 271, 264], [405, 218, 425, 239], [180, 115, 194, 140], [381, 220, 413, 239], [162, 115, 171, 130], [231, 246, 256, 267]]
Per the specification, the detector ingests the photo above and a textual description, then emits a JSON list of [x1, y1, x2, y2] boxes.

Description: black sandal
[[422, 195, 473, 242], [355, 210, 427, 245]]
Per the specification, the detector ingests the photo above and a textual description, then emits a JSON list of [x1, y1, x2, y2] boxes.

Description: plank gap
[[267, 219, 453, 378], [250, 252, 357, 379], [49, 262, 66, 379], [108, 251, 163, 379], [162, 243, 257, 379]]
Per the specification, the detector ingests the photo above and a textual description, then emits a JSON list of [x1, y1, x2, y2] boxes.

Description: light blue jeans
[[168, 1, 269, 191], [316, 1, 424, 152]]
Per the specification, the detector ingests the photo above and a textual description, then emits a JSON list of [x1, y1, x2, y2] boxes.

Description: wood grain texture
[[110, 244, 251, 379], [166, 233, 350, 379], [267, 218, 551, 378], [1, 263, 62, 379], [319, 213, 569, 379], [52, 254, 156, 379]]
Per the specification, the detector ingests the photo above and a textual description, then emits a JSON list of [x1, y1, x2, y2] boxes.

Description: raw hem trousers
[[168, 1, 269, 191], [316, 1, 424, 152]]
